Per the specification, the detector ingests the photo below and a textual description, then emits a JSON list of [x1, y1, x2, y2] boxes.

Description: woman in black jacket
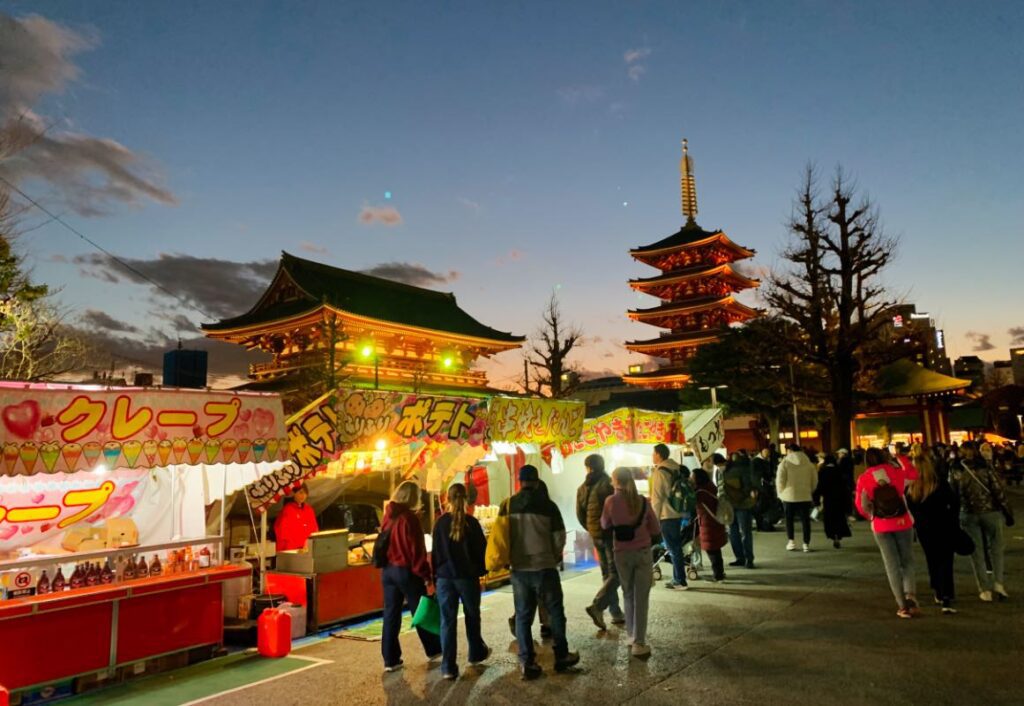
[[906, 444, 960, 614], [813, 455, 852, 548], [432, 483, 491, 680]]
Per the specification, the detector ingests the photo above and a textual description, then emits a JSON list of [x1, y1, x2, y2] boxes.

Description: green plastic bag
[[411, 595, 441, 635]]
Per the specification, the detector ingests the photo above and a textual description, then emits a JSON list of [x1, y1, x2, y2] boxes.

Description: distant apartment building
[[992, 360, 1014, 387], [886, 304, 952, 374], [954, 355, 986, 389], [1012, 347, 1024, 386]]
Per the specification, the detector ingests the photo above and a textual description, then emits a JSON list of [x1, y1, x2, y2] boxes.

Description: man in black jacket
[[576, 454, 624, 631]]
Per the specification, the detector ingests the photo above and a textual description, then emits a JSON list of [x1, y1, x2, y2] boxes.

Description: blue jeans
[[729, 509, 754, 563], [381, 565, 441, 668], [436, 577, 488, 676], [961, 511, 1005, 591], [511, 569, 568, 665], [660, 518, 687, 585]]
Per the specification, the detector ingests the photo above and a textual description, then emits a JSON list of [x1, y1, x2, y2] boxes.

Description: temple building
[[623, 141, 760, 388], [202, 252, 523, 406]]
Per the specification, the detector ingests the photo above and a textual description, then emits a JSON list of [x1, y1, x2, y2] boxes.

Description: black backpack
[[872, 482, 907, 519], [613, 499, 648, 542], [372, 527, 392, 568]]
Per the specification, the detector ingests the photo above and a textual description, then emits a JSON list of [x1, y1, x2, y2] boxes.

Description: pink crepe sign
[[0, 383, 288, 476]]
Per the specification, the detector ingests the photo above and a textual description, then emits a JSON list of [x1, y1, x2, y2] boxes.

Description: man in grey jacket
[[650, 443, 689, 590], [506, 465, 580, 679]]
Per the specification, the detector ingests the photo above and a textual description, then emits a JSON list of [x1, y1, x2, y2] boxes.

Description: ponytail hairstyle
[[611, 467, 642, 516], [446, 482, 469, 542], [907, 443, 937, 504]]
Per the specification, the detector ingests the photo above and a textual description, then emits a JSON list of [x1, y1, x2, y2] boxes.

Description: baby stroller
[[653, 516, 702, 582]]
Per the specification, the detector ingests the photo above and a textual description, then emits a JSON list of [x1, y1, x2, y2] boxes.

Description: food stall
[[0, 383, 289, 700]]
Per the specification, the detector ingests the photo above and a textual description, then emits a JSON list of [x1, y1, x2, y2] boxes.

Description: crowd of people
[[373, 438, 1019, 680]]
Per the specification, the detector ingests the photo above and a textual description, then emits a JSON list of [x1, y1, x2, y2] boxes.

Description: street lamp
[[698, 384, 728, 408], [360, 343, 379, 389]]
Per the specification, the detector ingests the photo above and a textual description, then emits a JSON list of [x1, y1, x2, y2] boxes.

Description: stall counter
[[267, 563, 383, 631]]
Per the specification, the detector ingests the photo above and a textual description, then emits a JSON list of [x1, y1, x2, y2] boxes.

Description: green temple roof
[[870, 359, 972, 398]]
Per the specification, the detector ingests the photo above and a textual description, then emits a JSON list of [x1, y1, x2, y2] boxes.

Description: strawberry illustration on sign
[[3, 400, 41, 439], [252, 408, 275, 438]]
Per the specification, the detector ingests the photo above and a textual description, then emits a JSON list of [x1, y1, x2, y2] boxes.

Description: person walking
[[650, 443, 689, 590], [692, 468, 728, 581], [431, 483, 491, 680], [504, 465, 579, 679], [776, 445, 818, 552], [751, 446, 779, 531], [813, 454, 852, 548], [855, 448, 920, 618], [722, 454, 757, 568], [905, 445, 960, 614], [950, 443, 1012, 602], [576, 454, 624, 631], [600, 467, 662, 658], [380, 481, 441, 672]]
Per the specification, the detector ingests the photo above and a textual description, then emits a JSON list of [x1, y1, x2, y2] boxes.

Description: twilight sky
[[1, 1, 1022, 388]]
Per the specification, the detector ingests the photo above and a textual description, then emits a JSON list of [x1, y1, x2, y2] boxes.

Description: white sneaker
[[979, 591, 994, 602], [630, 643, 651, 658], [994, 584, 1010, 599], [802, 543, 811, 553], [786, 540, 796, 551]]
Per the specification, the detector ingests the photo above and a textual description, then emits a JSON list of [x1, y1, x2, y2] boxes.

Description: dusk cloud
[[358, 204, 403, 226], [0, 13, 176, 216], [624, 47, 651, 82], [80, 309, 139, 334], [72, 253, 276, 320], [966, 331, 995, 352], [457, 196, 482, 214], [361, 262, 459, 288], [1009, 326, 1024, 345], [300, 241, 329, 255]]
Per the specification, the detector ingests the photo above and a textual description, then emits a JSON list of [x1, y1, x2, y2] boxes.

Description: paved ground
[[200, 488, 1023, 706]]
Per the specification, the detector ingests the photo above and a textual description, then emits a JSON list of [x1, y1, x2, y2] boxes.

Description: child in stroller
[[653, 516, 701, 581]]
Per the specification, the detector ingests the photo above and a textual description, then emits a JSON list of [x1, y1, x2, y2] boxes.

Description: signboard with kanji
[[559, 408, 684, 456], [486, 396, 585, 444], [0, 384, 288, 476]]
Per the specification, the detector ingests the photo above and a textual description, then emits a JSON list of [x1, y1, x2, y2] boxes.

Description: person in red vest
[[274, 484, 318, 551]]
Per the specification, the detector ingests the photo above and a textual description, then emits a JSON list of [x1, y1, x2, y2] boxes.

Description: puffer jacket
[[576, 469, 614, 539], [695, 483, 728, 551], [950, 459, 1009, 516], [776, 451, 818, 503], [503, 485, 566, 571]]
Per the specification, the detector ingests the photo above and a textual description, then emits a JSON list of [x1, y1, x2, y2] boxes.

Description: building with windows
[[884, 304, 952, 374], [953, 355, 986, 390], [1012, 347, 1024, 386]]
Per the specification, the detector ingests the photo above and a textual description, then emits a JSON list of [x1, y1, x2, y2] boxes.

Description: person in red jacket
[[273, 484, 318, 552], [380, 481, 441, 673], [693, 468, 728, 582]]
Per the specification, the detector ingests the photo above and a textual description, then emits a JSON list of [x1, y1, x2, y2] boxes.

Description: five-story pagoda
[[623, 141, 759, 388]]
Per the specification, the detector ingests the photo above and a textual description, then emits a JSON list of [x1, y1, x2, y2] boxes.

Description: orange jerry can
[[257, 607, 292, 658]]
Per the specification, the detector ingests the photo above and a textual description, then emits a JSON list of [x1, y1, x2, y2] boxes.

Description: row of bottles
[[32, 545, 214, 596]]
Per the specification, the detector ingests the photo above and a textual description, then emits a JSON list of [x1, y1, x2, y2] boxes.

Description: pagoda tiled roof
[[203, 252, 524, 343], [628, 295, 760, 319], [629, 221, 755, 257], [629, 263, 760, 289], [625, 329, 729, 349], [621, 366, 692, 386]]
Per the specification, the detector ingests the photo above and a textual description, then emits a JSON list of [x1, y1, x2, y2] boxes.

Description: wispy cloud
[[0, 13, 176, 216], [966, 331, 996, 352], [361, 262, 459, 288], [496, 249, 525, 266], [300, 241, 328, 255], [557, 84, 605, 105], [80, 309, 139, 334], [624, 47, 651, 82], [358, 203, 403, 226], [1009, 326, 1024, 345], [457, 196, 482, 214]]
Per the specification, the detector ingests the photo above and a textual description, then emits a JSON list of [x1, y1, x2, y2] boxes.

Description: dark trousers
[[436, 576, 488, 676], [707, 549, 725, 580], [591, 536, 622, 615], [729, 509, 755, 563], [919, 535, 956, 602], [511, 569, 568, 665], [381, 565, 441, 668], [660, 518, 688, 585], [784, 501, 813, 544]]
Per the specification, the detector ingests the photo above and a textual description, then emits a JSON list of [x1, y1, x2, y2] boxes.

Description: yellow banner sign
[[486, 397, 586, 444]]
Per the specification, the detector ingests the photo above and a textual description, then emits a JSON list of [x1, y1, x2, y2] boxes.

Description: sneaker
[[665, 581, 689, 591], [786, 540, 796, 551], [994, 583, 1010, 599], [585, 604, 607, 631], [896, 608, 912, 619], [442, 672, 458, 681], [630, 643, 651, 658], [469, 646, 492, 666], [540, 625, 552, 639], [833, 539, 841, 549], [802, 543, 811, 553], [610, 612, 626, 625], [905, 597, 920, 616], [979, 591, 994, 602], [745, 560, 756, 569], [728, 560, 745, 567], [521, 662, 543, 680], [554, 651, 580, 672], [941, 601, 958, 615], [384, 660, 404, 673]]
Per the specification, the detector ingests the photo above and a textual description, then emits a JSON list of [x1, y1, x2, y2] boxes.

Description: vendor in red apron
[[274, 483, 319, 551]]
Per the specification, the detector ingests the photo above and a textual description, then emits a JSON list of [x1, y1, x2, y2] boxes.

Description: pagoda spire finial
[[680, 138, 698, 226]]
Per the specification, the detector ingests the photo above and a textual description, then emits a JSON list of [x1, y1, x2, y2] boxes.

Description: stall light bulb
[[93, 463, 109, 476], [375, 438, 387, 451], [611, 446, 625, 461]]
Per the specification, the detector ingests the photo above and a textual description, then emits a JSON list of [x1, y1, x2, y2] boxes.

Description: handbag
[[963, 464, 1015, 527], [953, 528, 975, 556], [411, 595, 441, 635], [613, 499, 648, 542]]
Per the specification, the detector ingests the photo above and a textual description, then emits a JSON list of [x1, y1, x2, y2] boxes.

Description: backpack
[[667, 467, 697, 514], [371, 526, 392, 568], [699, 488, 734, 526], [872, 481, 907, 519], [613, 499, 648, 542]]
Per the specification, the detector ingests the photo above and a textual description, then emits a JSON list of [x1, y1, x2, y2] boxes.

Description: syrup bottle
[[70, 563, 85, 589], [123, 556, 136, 581], [52, 567, 66, 592], [184, 546, 195, 572], [136, 555, 149, 579], [198, 546, 212, 568], [149, 554, 162, 577], [100, 560, 114, 585], [37, 570, 50, 595], [86, 563, 100, 587]]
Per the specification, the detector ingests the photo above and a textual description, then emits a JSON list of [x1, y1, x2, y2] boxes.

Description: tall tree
[[523, 293, 583, 398], [765, 167, 899, 449]]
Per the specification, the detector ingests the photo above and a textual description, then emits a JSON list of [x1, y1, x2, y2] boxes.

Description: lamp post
[[360, 344, 379, 389], [698, 384, 728, 408], [788, 360, 801, 443]]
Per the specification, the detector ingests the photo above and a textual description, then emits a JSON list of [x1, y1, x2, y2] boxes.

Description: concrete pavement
[[209, 492, 1023, 706]]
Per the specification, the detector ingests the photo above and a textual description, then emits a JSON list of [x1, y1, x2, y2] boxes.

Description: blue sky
[[1, 0, 1022, 386]]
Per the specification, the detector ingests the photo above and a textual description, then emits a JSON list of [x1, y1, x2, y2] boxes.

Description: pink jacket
[[601, 492, 661, 552], [854, 456, 919, 533]]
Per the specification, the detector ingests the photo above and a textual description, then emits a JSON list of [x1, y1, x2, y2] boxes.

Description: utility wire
[[0, 174, 216, 321]]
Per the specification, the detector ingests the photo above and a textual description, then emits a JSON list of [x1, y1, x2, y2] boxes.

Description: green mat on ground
[[65, 652, 321, 706], [332, 605, 489, 641]]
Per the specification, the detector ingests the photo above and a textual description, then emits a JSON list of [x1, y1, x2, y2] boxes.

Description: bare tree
[[523, 293, 583, 398], [765, 166, 900, 449]]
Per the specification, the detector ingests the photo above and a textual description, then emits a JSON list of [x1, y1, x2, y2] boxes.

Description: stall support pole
[[171, 467, 179, 540], [219, 467, 227, 562], [259, 510, 268, 594]]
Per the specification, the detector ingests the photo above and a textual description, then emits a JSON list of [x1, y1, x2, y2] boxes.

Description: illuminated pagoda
[[202, 252, 524, 403], [623, 140, 759, 389]]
